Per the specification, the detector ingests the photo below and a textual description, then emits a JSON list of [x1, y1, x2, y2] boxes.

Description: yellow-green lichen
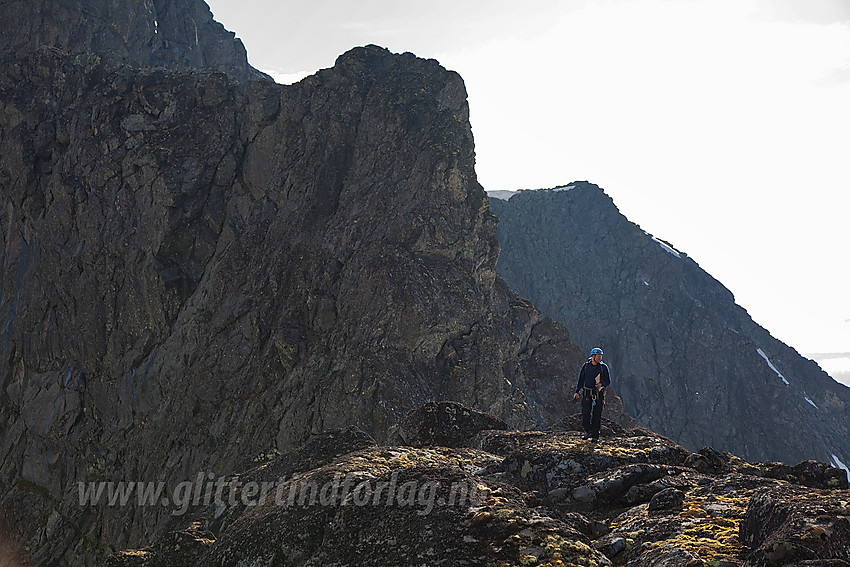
[[644, 514, 742, 560], [616, 493, 748, 562]]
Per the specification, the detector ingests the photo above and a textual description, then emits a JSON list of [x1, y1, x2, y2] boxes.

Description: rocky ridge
[[490, 185, 850, 468], [96, 402, 850, 567]]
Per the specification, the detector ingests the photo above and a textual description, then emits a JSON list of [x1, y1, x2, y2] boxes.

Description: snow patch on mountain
[[832, 453, 850, 481], [652, 237, 681, 258], [757, 348, 790, 385], [486, 190, 518, 201]]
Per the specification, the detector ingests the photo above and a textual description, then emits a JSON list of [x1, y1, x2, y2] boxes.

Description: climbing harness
[[583, 387, 599, 408]]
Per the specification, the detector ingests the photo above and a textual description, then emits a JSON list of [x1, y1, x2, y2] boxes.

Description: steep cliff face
[[0, 0, 268, 81], [0, 8, 629, 564], [490, 184, 850, 468]]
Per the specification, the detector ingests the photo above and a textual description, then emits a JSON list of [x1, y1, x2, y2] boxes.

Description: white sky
[[205, 0, 850, 380]]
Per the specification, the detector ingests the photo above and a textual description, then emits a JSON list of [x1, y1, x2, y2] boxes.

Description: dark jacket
[[575, 360, 611, 393]]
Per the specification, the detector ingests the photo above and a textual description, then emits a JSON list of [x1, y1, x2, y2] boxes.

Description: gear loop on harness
[[583, 386, 607, 409]]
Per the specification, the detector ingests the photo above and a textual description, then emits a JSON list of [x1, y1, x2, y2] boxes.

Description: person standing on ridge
[[573, 347, 611, 443]]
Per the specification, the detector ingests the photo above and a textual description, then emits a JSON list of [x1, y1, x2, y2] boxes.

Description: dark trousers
[[581, 389, 605, 438]]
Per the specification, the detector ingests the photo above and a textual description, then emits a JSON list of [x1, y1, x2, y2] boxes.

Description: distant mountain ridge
[[490, 183, 850, 470]]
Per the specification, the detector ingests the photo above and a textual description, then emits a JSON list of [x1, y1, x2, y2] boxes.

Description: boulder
[[741, 487, 850, 567], [386, 401, 508, 448], [648, 487, 686, 513]]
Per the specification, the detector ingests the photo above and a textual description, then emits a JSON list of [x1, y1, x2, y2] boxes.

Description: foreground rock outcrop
[[490, 185, 850, 468], [99, 402, 850, 567]]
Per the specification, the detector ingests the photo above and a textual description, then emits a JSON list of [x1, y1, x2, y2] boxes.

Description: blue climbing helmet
[[590, 347, 603, 356]]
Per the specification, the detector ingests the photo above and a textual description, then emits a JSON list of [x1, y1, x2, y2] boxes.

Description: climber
[[573, 347, 611, 443]]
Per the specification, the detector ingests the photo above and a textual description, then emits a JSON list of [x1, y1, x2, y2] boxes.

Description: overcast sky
[[205, 0, 850, 383]]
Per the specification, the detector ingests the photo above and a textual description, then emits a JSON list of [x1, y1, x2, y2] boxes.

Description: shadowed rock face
[[489, 184, 850, 467], [0, 0, 269, 81], [0, 4, 614, 563]]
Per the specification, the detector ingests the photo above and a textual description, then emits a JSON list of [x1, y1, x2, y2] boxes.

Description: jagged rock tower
[[0, 1, 627, 563]]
